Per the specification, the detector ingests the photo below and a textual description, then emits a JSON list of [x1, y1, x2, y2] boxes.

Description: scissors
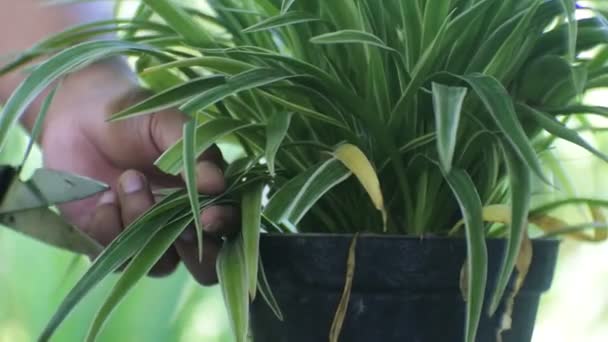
[[0, 165, 107, 255]]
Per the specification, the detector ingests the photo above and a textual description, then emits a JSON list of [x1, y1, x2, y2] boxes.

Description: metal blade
[[0, 168, 108, 213], [0, 208, 103, 255]]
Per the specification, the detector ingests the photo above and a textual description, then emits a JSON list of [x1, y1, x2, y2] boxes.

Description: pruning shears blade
[[0, 207, 102, 255], [0, 168, 108, 213]]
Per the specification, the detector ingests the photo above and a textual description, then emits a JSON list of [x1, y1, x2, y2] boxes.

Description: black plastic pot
[[251, 234, 560, 342]]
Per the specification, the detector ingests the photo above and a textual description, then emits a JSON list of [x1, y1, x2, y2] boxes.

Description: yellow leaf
[[589, 206, 608, 242], [481, 204, 511, 224], [334, 144, 387, 230], [530, 214, 592, 241], [329, 234, 358, 342]]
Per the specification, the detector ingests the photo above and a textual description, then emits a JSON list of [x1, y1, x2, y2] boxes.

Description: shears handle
[[0, 165, 16, 203]]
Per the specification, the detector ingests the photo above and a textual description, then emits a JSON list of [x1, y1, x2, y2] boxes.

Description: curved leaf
[[264, 158, 351, 229], [266, 112, 293, 176], [519, 104, 608, 163], [310, 30, 394, 51], [431, 83, 467, 172], [86, 216, 191, 341], [0, 40, 159, 150], [155, 118, 261, 175], [243, 11, 320, 33], [334, 144, 386, 229], [183, 120, 204, 261], [217, 236, 249, 342], [241, 182, 265, 299], [455, 73, 548, 183], [444, 169, 487, 342], [109, 76, 226, 121], [488, 143, 531, 316]]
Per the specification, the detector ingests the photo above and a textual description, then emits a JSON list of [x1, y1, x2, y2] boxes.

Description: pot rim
[[261, 232, 560, 244]]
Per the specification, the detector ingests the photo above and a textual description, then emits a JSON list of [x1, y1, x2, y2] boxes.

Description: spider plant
[[3, 0, 608, 341]]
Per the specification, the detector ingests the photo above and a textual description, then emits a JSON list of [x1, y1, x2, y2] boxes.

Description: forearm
[[0, 0, 127, 131]]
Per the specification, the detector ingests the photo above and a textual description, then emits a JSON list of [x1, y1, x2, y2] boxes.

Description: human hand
[[38, 61, 237, 285]]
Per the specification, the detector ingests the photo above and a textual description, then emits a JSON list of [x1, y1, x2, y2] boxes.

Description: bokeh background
[[2, 1, 608, 341]]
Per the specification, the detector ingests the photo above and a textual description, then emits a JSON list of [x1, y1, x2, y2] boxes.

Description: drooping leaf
[[444, 168, 487, 342], [265, 112, 293, 176], [183, 120, 204, 261], [155, 118, 261, 175], [0, 40, 160, 150], [431, 82, 467, 172], [21, 84, 59, 167], [488, 143, 531, 316], [109, 76, 226, 121], [519, 104, 608, 163], [257, 257, 284, 321], [334, 144, 387, 229], [454, 73, 548, 182], [264, 158, 351, 229], [241, 181, 265, 299], [86, 216, 191, 341], [559, 0, 578, 62], [39, 192, 189, 341], [329, 234, 358, 342], [217, 235, 249, 342]]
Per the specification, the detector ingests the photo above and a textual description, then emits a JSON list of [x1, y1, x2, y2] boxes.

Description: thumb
[[99, 88, 225, 191], [96, 88, 186, 172]]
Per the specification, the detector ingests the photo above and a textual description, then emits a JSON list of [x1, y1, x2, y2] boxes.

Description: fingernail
[[121, 170, 144, 194], [98, 191, 116, 206]]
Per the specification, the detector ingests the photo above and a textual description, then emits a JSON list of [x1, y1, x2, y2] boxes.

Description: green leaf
[[456, 73, 548, 183], [141, 57, 253, 77], [559, 0, 578, 62], [265, 112, 293, 176], [155, 118, 261, 175], [242, 11, 320, 33], [444, 169, 487, 342], [142, 0, 213, 47], [431, 82, 467, 172], [241, 182, 265, 299], [264, 158, 351, 229], [86, 216, 191, 342], [217, 236, 249, 342], [257, 257, 284, 320], [519, 104, 608, 163], [0, 40, 159, 151], [421, 0, 452, 49], [21, 84, 59, 167], [488, 143, 531, 315], [39, 192, 188, 341], [109, 76, 226, 121], [183, 120, 204, 261], [281, 0, 296, 14], [180, 68, 303, 115], [310, 30, 394, 51]]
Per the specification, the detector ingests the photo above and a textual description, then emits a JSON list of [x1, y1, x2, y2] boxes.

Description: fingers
[[116, 170, 180, 276], [84, 170, 179, 276], [175, 205, 240, 285], [175, 235, 223, 285], [82, 191, 122, 251]]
